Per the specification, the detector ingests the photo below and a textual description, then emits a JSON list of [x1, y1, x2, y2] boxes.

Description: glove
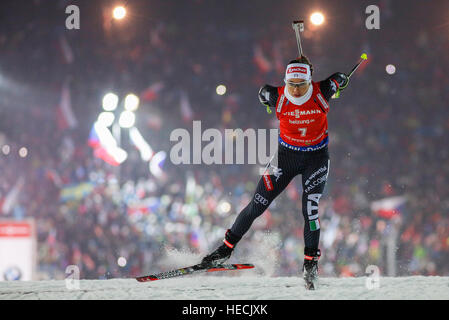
[[258, 86, 269, 105], [331, 72, 349, 90], [258, 86, 272, 114]]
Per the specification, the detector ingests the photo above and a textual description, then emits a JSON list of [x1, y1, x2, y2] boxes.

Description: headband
[[285, 63, 312, 81]]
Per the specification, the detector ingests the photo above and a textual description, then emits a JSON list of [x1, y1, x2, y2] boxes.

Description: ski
[[136, 263, 254, 282]]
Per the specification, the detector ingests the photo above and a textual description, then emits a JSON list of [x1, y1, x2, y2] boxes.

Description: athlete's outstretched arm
[[319, 73, 349, 101]]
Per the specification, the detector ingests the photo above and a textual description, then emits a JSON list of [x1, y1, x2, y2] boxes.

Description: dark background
[[0, 0, 447, 279]]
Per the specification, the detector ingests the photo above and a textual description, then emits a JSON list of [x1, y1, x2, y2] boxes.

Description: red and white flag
[[1, 177, 25, 215], [180, 91, 193, 122], [93, 147, 120, 167], [371, 196, 407, 219], [46, 169, 63, 188], [253, 44, 272, 73], [57, 82, 77, 130], [140, 82, 164, 102], [273, 41, 284, 74], [59, 35, 74, 64]]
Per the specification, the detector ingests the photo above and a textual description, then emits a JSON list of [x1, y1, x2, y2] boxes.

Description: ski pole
[[292, 20, 305, 57], [333, 53, 368, 98], [266, 20, 305, 114], [348, 53, 368, 79]]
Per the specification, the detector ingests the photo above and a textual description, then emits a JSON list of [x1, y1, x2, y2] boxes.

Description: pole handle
[[292, 20, 304, 57]]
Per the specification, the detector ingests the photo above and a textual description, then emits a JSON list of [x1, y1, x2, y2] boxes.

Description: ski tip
[[205, 263, 255, 272], [234, 264, 255, 269], [206, 267, 231, 272], [136, 276, 158, 282]]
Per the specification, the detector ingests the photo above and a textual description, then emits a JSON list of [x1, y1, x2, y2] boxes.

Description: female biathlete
[[201, 55, 349, 288]]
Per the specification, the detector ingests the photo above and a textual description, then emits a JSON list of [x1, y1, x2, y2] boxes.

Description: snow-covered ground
[[1, 240, 448, 300], [1, 275, 448, 300]]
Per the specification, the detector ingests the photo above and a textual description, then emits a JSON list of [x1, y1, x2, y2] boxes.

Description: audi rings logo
[[254, 193, 269, 206]]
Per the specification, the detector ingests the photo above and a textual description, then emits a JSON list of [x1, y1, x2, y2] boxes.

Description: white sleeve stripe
[[277, 94, 285, 113], [316, 93, 329, 111]]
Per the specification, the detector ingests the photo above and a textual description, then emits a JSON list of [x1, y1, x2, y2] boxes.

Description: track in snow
[[1, 275, 448, 300]]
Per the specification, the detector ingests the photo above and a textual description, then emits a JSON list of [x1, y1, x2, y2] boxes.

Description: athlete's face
[[286, 78, 311, 97]]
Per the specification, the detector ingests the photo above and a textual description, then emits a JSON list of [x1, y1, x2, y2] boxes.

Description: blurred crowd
[[0, 0, 448, 279]]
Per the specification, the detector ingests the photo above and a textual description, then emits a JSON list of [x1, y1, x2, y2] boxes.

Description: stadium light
[[2, 145, 10, 155], [112, 148, 128, 164], [117, 257, 127, 267], [97, 112, 115, 127], [216, 84, 227, 95], [149, 151, 167, 179], [124, 93, 140, 112], [113, 6, 127, 20], [102, 93, 119, 111], [218, 200, 231, 215], [19, 147, 28, 158], [386, 64, 396, 75], [310, 12, 325, 26], [129, 127, 154, 161], [118, 110, 136, 128]]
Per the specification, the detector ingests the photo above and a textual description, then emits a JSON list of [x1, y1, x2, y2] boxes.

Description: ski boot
[[303, 247, 321, 290], [201, 229, 241, 267]]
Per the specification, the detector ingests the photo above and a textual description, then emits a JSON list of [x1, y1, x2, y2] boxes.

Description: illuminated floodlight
[[97, 112, 115, 127], [124, 93, 140, 112], [119, 111, 136, 128], [113, 6, 127, 20], [218, 201, 231, 214], [117, 257, 127, 267], [2, 145, 10, 155], [149, 151, 167, 178], [129, 127, 154, 161], [19, 147, 28, 158], [112, 148, 128, 164], [102, 93, 119, 111], [310, 12, 325, 26], [386, 64, 396, 75], [216, 84, 227, 95]]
